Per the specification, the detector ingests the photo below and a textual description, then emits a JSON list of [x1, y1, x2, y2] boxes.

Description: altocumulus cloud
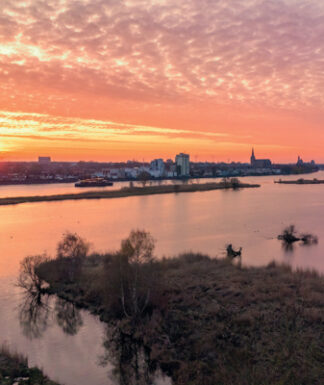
[[0, 0, 324, 108]]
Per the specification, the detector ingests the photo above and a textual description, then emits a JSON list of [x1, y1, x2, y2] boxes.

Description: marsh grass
[[0, 343, 27, 369], [36, 246, 324, 385], [0, 343, 61, 384]]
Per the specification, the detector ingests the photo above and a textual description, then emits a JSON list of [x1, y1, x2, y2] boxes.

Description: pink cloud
[[0, 0, 323, 109], [1, 0, 324, 163]]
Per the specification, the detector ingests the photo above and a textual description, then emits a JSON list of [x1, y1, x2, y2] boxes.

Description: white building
[[150, 159, 165, 178], [175, 153, 190, 176], [124, 167, 139, 179], [107, 168, 126, 179]]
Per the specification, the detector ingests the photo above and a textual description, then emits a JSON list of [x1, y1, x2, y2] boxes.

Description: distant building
[[38, 157, 51, 164], [297, 156, 316, 167], [164, 160, 177, 177], [250, 148, 271, 168], [175, 153, 190, 176], [297, 155, 304, 166], [150, 158, 165, 178]]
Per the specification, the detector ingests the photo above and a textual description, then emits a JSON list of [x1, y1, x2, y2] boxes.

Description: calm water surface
[[0, 172, 323, 384]]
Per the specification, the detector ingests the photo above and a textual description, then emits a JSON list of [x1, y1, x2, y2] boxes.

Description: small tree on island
[[56, 232, 90, 282], [137, 171, 151, 187], [230, 178, 240, 189], [117, 230, 156, 318], [17, 255, 49, 294]]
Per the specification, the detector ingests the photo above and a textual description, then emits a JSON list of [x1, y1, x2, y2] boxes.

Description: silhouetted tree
[[137, 171, 151, 187], [17, 255, 49, 293], [56, 232, 90, 282], [119, 230, 156, 318]]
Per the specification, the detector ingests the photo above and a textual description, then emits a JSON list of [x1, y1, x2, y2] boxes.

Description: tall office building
[[175, 153, 190, 176]]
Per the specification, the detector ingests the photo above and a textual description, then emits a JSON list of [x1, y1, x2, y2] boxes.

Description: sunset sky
[[0, 0, 324, 162]]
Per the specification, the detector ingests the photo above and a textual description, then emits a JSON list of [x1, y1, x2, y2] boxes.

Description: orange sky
[[0, 0, 324, 163]]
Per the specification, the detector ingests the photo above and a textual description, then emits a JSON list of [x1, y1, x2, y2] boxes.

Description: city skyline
[[1, 1, 324, 161], [0, 147, 317, 165]]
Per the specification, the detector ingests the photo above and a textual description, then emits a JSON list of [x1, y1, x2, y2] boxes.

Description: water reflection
[[17, 289, 171, 384], [100, 327, 169, 385], [55, 299, 83, 336], [280, 234, 319, 254], [18, 291, 83, 339], [281, 241, 295, 253], [18, 291, 51, 339]]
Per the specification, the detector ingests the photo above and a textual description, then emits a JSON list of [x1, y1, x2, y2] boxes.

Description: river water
[[0, 172, 323, 384]]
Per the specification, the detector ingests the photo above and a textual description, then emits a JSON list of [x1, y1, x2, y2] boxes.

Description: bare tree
[[137, 171, 151, 187], [56, 232, 90, 282], [17, 255, 49, 293], [230, 178, 240, 188], [57, 232, 89, 259], [119, 230, 156, 318]]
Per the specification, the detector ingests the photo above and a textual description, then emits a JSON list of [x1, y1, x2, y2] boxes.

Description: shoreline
[[36, 252, 324, 385], [0, 344, 60, 385], [0, 169, 319, 187], [0, 182, 260, 206], [275, 178, 324, 184]]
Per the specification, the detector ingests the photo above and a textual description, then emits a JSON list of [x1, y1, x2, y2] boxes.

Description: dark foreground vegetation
[[20, 231, 324, 385], [0, 344, 59, 385], [0, 180, 259, 206]]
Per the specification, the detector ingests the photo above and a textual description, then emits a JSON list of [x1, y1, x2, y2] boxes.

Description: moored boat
[[75, 178, 114, 187]]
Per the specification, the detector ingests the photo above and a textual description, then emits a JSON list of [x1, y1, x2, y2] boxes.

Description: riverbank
[[36, 250, 324, 385], [0, 344, 60, 385], [0, 181, 260, 206], [0, 179, 77, 186], [275, 178, 324, 184]]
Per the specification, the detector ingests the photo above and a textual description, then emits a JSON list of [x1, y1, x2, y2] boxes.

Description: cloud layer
[[0, 0, 324, 160]]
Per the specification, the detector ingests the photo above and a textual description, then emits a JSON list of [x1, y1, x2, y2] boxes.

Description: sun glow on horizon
[[0, 0, 324, 161]]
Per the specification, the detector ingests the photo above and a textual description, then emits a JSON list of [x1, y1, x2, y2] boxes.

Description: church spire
[[251, 147, 256, 165]]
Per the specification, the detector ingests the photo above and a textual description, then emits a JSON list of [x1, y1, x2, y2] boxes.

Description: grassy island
[[275, 178, 324, 184], [24, 231, 324, 385], [0, 345, 60, 385], [0, 180, 260, 207]]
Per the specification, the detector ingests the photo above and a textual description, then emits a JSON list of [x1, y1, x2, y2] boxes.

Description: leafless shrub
[[17, 255, 49, 293], [278, 225, 318, 247], [300, 233, 318, 245], [57, 232, 89, 259], [278, 225, 299, 243], [230, 178, 240, 188], [137, 171, 151, 187]]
